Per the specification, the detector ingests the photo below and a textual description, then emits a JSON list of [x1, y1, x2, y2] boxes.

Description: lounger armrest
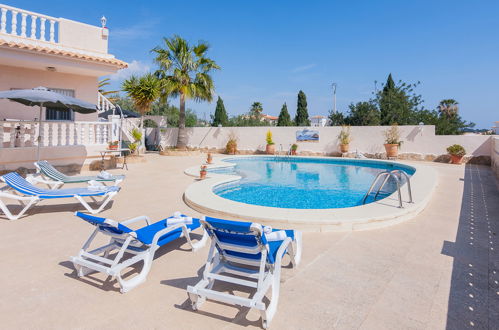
[[26, 173, 63, 187], [122, 215, 151, 226], [150, 223, 185, 247], [274, 237, 292, 269]]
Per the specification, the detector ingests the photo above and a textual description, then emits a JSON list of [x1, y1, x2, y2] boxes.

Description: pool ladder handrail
[[276, 144, 291, 159], [362, 169, 413, 208]]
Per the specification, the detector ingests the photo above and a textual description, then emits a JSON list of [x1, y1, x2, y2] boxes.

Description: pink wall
[[0, 64, 98, 121]]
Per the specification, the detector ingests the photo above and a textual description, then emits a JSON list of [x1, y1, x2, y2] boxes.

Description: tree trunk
[[176, 93, 187, 149]]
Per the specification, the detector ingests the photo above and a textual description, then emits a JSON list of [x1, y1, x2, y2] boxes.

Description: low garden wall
[[152, 125, 493, 164]]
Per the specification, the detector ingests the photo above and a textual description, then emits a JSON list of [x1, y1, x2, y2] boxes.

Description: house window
[[46, 88, 75, 121]]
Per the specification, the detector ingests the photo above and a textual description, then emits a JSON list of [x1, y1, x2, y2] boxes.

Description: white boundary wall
[[157, 125, 492, 157], [492, 137, 499, 177]]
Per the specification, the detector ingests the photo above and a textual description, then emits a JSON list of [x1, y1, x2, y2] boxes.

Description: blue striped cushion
[[1, 172, 119, 198]]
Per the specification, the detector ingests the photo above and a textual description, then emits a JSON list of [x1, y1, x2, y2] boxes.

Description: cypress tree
[[277, 102, 293, 126], [294, 90, 310, 126], [212, 96, 228, 126]]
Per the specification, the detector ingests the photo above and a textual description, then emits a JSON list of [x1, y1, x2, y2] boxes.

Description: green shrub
[[446, 144, 466, 156]]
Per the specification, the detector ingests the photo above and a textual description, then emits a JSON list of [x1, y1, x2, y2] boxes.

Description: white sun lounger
[[0, 172, 120, 220], [71, 212, 208, 293], [187, 216, 302, 329]]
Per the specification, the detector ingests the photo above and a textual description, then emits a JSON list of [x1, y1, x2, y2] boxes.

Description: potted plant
[[338, 125, 351, 153], [128, 142, 138, 155], [447, 144, 466, 164], [200, 165, 207, 179], [225, 132, 238, 155], [206, 152, 213, 164], [383, 124, 402, 158], [291, 144, 298, 155], [108, 140, 119, 150], [265, 130, 275, 155]]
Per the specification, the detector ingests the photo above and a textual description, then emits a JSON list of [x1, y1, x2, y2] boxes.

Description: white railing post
[[49, 19, 55, 42], [30, 123, 36, 146], [57, 123, 62, 146], [20, 13, 27, 37], [0, 123, 4, 148], [19, 123, 25, 147], [103, 124, 109, 143], [81, 123, 86, 145], [96, 124, 101, 144], [0, 8, 7, 34], [39, 17, 46, 41], [65, 123, 70, 146], [9, 123, 15, 148], [30, 14, 37, 39], [48, 122, 54, 146], [11, 10, 18, 36], [73, 123, 79, 145]]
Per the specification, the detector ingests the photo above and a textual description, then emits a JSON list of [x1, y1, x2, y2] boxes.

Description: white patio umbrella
[[0, 86, 97, 161]]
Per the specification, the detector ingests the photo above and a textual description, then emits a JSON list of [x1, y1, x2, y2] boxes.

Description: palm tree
[[98, 78, 119, 101], [438, 99, 459, 118], [249, 102, 263, 119], [152, 35, 220, 149], [121, 73, 161, 128]]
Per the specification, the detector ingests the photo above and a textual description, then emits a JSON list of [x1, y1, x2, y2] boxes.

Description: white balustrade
[[0, 121, 112, 149], [0, 4, 60, 43]]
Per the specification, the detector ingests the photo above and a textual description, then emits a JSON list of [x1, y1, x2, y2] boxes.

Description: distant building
[[494, 121, 499, 134], [261, 114, 278, 126], [310, 115, 330, 127]]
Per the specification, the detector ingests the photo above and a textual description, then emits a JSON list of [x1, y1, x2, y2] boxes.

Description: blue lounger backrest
[[75, 211, 133, 236]]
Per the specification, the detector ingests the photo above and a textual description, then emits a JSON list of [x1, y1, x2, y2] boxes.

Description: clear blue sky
[[13, 0, 499, 128]]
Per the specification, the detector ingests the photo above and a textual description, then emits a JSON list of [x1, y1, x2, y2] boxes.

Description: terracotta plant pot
[[207, 153, 213, 164], [291, 150, 297, 155], [199, 170, 207, 179], [450, 154, 464, 164], [384, 144, 399, 158], [108, 145, 118, 150], [266, 144, 275, 155], [340, 144, 349, 153]]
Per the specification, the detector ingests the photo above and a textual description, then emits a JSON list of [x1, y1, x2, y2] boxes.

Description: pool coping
[[184, 155, 437, 232]]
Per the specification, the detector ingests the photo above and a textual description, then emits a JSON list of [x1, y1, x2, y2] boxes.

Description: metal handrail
[[362, 169, 413, 208]]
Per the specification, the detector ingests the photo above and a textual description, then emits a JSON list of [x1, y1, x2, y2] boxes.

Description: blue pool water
[[213, 157, 414, 209]]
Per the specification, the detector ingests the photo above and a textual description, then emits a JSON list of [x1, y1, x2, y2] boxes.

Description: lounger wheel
[[261, 319, 268, 329]]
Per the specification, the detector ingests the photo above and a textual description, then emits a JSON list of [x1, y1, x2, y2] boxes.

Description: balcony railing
[[0, 4, 59, 43], [0, 120, 112, 148]]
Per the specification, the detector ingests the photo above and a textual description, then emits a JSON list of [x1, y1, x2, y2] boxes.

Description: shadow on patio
[[443, 164, 499, 329]]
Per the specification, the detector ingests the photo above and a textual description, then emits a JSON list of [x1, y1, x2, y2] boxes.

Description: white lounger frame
[[71, 215, 208, 293], [0, 183, 118, 221], [187, 222, 302, 329]]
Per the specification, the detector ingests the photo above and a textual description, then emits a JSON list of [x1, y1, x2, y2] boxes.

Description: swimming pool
[[212, 157, 415, 209]]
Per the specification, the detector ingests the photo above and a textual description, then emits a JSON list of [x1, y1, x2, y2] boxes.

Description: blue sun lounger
[[0, 172, 120, 220], [70, 212, 208, 293], [187, 217, 302, 329]]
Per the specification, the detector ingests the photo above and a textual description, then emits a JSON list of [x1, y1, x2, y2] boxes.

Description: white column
[[40, 17, 46, 41], [49, 19, 55, 42], [80, 123, 86, 145], [30, 15, 37, 39], [10, 10, 18, 36], [57, 123, 62, 146], [20, 13, 27, 37], [0, 8, 7, 34]]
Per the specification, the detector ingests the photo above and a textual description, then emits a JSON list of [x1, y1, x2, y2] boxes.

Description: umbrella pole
[[36, 104, 42, 162]]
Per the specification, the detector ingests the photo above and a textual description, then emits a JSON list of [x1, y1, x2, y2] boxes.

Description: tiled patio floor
[[0, 154, 497, 329]]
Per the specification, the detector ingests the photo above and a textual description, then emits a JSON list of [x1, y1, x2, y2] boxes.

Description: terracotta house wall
[[0, 64, 98, 121]]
